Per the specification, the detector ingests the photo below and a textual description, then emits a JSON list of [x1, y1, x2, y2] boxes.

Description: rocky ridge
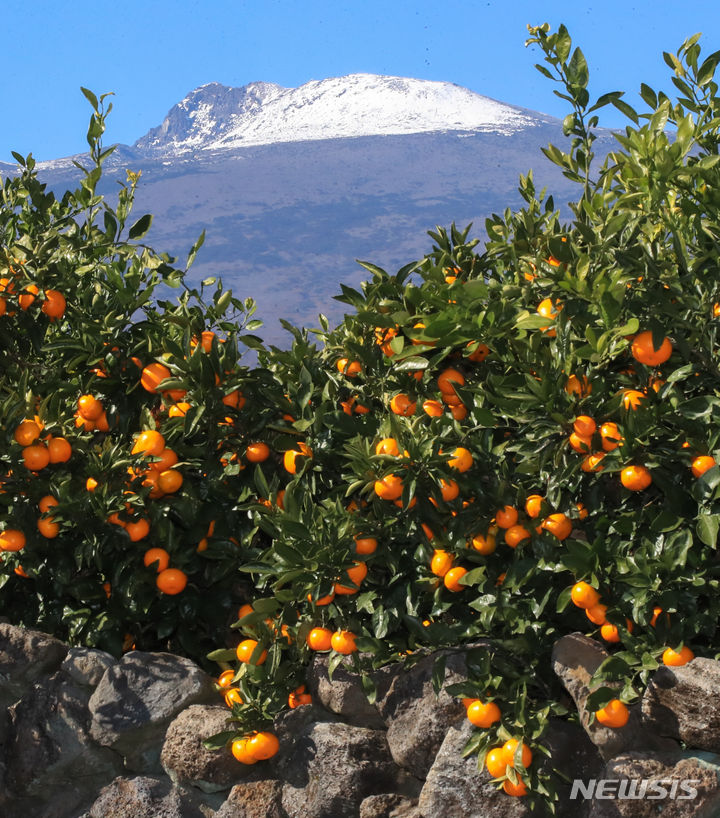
[[2, 623, 718, 817]]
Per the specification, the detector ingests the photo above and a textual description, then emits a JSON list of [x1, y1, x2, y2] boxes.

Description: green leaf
[[80, 87, 99, 111], [128, 214, 153, 240], [431, 654, 447, 695], [206, 648, 237, 663], [567, 47, 589, 90], [697, 515, 719, 548], [202, 730, 237, 751], [186, 230, 206, 270]]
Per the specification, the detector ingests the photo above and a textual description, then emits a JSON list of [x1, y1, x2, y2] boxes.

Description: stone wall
[[1, 623, 719, 817]]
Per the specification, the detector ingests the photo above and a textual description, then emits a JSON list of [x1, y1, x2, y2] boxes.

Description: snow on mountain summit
[[135, 74, 547, 156]]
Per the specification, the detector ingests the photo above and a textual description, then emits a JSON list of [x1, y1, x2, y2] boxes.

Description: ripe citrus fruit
[[38, 495, 59, 513], [231, 737, 257, 764], [568, 432, 593, 453], [336, 358, 362, 376], [222, 390, 245, 409], [141, 362, 172, 393], [390, 393, 416, 416], [422, 399, 444, 417], [447, 447, 472, 472], [246, 442, 270, 462], [22, 444, 50, 471], [537, 297, 562, 336], [375, 437, 401, 456], [217, 669, 235, 688], [247, 731, 280, 760], [504, 525, 531, 548], [692, 456, 716, 478], [631, 331, 672, 366], [283, 442, 312, 474], [0, 530, 26, 551], [485, 748, 507, 778], [437, 367, 465, 393], [307, 590, 335, 606], [620, 465, 652, 491], [224, 688, 243, 708], [573, 415, 596, 436], [430, 549, 454, 577], [524, 495, 544, 518], [41, 289, 66, 319], [503, 777, 528, 797], [125, 518, 150, 542], [621, 389, 646, 410], [571, 582, 600, 609], [158, 469, 183, 494], [153, 448, 178, 472], [306, 627, 333, 651], [48, 437, 72, 463], [77, 394, 104, 420], [502, 739, 533, 768], [14, 420, 41, 446], [585, 604, 608, 625], [18, 283, 39, 309], [354, 536, 378, 555], [466, 700, 501, 728], [565, 375, 592, 397], [581, 452, 606, 472], [143, 548, 170, 572], [662, 646, 694, 666], [335, 561, 368, 594], [132, 430, 166, 456], [466, 342, 489, 362], [37, 517, 60, 538], [443, 566, 468, 592], [600, 422, 623, 451], [495, 505, 518, 529], [595, 699, 629, 728], [374, 474, 404, 500], [600, 623, 621, 643], [440, 479, 460, 502], [331, 630, 357, 654], [236, 639, 267, 665], [471, 533, 496, 555], [541, 513, 572, 540], [288, 686, 313, 708], [156, 568, 187, 595]]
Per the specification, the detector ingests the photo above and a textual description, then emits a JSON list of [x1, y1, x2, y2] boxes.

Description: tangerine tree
[[203, 25, 720, 812], [0, 89, 292, 661], [4, 24, 720, 815]]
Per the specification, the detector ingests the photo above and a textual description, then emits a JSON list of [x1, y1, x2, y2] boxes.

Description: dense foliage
[[2, 24, 720, 812]]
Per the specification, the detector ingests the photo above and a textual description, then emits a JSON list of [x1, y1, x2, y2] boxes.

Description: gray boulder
[[0, 623, 67, 708], [417, 720, 530, 818], [4, 670, 123, 814], [307, 654, 388, 728], [552, 634, 676, 760], [161, 704, 250, 793], [88, 651, 216, 771], [359, 793, 420, 817], [82, 775, 215, 818], [587, 751, 720, 817], [277, 720, 399, 818], [61, 647, 117, 688], [214, 780, 286, 818], [642, 658, 720, 752], [376, 650, 470, 778]]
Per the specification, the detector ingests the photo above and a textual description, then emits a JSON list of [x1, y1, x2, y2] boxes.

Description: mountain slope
[[134, 74, 553, 156], [28, 74, 614, 344]]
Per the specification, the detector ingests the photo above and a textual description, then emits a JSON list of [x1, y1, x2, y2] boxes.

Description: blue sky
[[3, 0, 719, 161]]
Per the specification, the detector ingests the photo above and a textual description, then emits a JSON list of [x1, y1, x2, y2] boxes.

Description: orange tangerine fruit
[[631, 331, 672, 366]]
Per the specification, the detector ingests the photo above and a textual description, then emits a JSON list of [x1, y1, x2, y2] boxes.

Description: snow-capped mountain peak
[[134, 73, 548, 157]]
